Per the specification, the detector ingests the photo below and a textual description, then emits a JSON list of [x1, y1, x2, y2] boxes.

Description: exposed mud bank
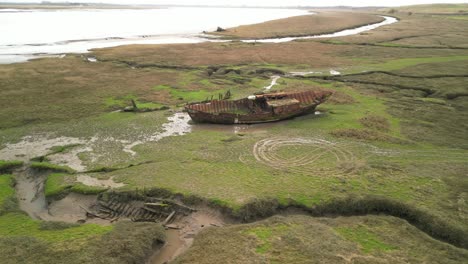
[[13, 170, 227, 264], [76, 174, 125, 188], [12, 165, 468, 264], [15, 166, 48, 219], [14, 165, 112, 223], [91, 191, 229, 264]]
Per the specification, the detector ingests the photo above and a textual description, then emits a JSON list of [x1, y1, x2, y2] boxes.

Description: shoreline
[[0, 13, 397, 65]]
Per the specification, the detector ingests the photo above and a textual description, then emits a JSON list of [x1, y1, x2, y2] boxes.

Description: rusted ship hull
[[187, 104, 318, 124], [185, 90, 332, 124]]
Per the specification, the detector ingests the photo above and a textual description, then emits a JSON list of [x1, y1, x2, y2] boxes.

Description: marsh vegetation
[[0, 4, 467, 264]]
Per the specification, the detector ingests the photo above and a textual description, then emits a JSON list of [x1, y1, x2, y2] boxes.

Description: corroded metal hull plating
[[185, 90, 332, 124]]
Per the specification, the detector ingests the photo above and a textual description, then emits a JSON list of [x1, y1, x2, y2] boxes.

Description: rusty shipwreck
[[185, 90, 333, 124]]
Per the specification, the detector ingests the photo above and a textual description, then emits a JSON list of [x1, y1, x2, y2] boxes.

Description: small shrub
[[359, 115, 391, 131], [331, 128, 390, 141], [327, 91, 356, 104]]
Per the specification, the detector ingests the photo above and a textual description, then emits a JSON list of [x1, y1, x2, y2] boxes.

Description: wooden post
[[131, 99, 138, 111]]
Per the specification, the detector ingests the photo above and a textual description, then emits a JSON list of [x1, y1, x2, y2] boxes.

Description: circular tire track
[[253, 137, 356, 175]]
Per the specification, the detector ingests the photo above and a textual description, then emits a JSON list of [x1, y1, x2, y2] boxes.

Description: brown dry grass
[[0, 56, 180, 128], [331, 128, 391, 141], [380, 4, 468, 14], [93, 41, 352, 67], [328, 90, 356, 104], [335, 13, 468, 48], [210, 12, 384, 39]]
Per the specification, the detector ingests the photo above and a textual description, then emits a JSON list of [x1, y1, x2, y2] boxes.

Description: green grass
[[1, 10, 468, 263], [45, 173, 107, 198], [105, 95, 164, 109], [342, 56, 468, 74], [0, 175, 15, 213], [44, 173, 72, 198], [30, 162, 75, 174], [70, 183, 108, 195], [0, 160, 23, 173], [153, 84, 226, 102], [0, 212, 112, 243], [244, 224, 289, 253]]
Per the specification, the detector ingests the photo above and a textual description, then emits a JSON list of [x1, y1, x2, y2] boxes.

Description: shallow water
[[264, 75, 281, 90], [123, 112, 192, 155], [0, 7, 308, 63]]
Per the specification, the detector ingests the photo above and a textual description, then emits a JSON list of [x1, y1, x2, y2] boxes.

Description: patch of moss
[[44, 173, 72, 198], [336, 226, 398, 253], [244, 224, 289, 254]]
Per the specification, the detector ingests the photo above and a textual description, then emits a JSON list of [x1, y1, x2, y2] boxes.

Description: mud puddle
[[330, 69, 341, 75], [0, 136, 86, 163], [123, 112, 192, 156], [148, 209, 226, 264], [15, 166, 48, 219], [47, 193, 110, 225], [264, 75, 281, 91], [289, 71, 317, 76]]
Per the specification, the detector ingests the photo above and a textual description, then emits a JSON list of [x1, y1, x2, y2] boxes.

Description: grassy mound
[[175, 215, 468, 264]]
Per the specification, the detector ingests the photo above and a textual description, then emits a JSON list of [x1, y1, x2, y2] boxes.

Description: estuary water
[[0, 7, 309, 63]]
